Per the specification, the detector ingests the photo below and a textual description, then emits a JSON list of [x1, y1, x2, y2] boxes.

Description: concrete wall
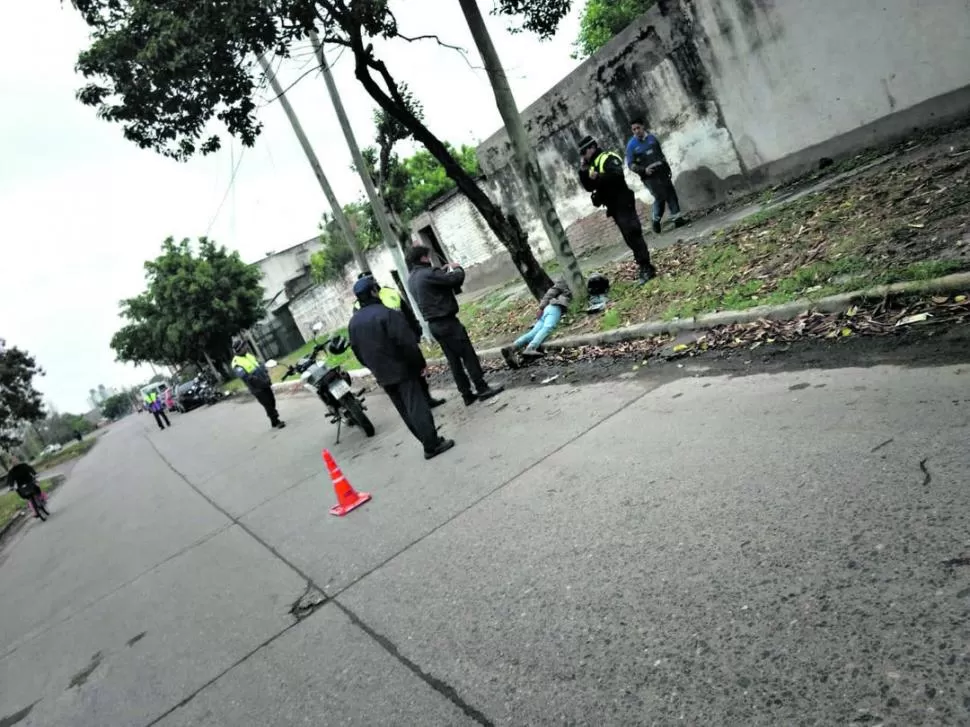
[[253, 237, 322, 304], [288, 247, 397, 339], [454, 0, 970, 260]]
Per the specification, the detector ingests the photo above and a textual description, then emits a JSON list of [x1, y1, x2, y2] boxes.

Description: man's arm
[[398, 297, 422, 340], [625, 138, 636, 169], [578, 166, 597, 192], [423, 266, 466, 290], [386, 311, 427, 372]]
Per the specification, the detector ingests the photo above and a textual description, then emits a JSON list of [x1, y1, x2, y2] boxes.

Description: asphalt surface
[[2, 333, 970, 726]]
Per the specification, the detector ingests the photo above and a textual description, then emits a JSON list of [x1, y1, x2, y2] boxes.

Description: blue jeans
[[514, 305, 563, 350], [645, 174, 681, 222]]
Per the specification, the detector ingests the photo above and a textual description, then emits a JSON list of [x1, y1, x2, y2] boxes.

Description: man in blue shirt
[[625, 119, 687, 234]]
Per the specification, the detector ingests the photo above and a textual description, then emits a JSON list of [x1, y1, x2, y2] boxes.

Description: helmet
[[586, 273, 610, 297], [328, 335, 349, 356], [232, 339, 247, 354]]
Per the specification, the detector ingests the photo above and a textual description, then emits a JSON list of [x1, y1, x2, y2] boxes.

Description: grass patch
[[457, 138, 970, 344], [0, 477, 58, 530], [31, 439, 97, 471]]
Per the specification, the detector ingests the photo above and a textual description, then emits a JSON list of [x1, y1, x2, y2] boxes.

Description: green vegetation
[[32, 438, 98, 471], [0, 478, 59, 530], [454, 141, 970, 344], [0, 339, 44, 451], [111, 237, 264, 372], [573, 0, 656, 59]]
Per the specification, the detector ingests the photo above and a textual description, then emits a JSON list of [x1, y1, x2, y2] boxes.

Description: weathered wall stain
[[467, 0, 970, 259]]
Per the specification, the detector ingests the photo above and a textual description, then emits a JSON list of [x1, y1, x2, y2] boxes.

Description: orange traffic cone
[[323, 449, 371, 516]]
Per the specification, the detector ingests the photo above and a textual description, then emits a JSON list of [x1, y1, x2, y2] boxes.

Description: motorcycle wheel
[[340, 393, 375, 437]]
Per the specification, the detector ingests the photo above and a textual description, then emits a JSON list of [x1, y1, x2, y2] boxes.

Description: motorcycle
[[272, 328, 374, 443]]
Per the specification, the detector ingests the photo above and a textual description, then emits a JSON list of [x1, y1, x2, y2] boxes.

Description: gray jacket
[[539, 280, 573, 310]]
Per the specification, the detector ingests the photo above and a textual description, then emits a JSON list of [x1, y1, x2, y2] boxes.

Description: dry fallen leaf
[[955, 295, 968, 303], [841, 328, 853, 337]]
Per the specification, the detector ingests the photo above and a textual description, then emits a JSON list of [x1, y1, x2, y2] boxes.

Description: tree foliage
[[309, 202, 380, 284], [101, 392, 134, 421], [0, 340, 45, 451], [111, 237, 265, 367], [573, 0, 656, 58], [69, 0, 559, 298]]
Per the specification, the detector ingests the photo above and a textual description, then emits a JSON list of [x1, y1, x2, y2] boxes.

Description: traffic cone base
[[323, 449, 371, 517]]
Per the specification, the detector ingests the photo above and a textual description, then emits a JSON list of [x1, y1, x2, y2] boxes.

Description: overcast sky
[[0, 1, 581, 413]]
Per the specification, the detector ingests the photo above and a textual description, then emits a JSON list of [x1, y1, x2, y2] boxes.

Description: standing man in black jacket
[[348, 277, 454, 460], [406, 246, 504, 406], [578, 134, 658, 285]]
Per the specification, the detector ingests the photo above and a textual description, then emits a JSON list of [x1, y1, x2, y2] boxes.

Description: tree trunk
[[457, 0, 585, 298], [346, 39, 553, 299]]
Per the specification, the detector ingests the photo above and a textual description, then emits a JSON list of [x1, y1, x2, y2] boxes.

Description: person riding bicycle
[[5, 457, 46, 517]]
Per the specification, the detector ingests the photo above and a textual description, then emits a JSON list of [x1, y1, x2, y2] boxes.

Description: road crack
[[919, 457, 932, 487]]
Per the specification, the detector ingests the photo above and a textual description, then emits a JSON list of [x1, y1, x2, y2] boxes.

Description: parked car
[[174, 378, 223, 412]]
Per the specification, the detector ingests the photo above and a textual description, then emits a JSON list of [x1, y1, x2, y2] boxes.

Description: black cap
[[578, 135, 597, 153]]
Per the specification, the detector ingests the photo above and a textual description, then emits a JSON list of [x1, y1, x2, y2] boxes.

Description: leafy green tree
[[0, 340, 45, 451], [111, 237, 264, 368], [70, 0, 561, 298], [494, 0, 654, 58], [101, 393, 133, 421], [309, 203, 377, 284], [573, 0, 655, 58]]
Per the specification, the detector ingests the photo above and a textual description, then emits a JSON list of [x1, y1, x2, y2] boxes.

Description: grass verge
[[458, 134, 970, 345], [31, 439, 97, 471], [0, 477, 59, 530]]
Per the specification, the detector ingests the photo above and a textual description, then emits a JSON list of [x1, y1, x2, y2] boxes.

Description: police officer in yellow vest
[[352, 272, 445, 409], [143, 389, 170, 431], [231, 340, 285, 429], [578, 134, 658, 285]]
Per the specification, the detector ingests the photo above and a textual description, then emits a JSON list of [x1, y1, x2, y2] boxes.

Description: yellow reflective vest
[[590, 150, 623, 175], [354, 286, 402, 311], [231, 353, 261, 374]]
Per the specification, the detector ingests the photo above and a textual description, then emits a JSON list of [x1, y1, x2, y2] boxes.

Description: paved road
[[1, 348, 969, 726]]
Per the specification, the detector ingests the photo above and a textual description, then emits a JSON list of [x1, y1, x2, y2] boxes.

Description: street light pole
[[456, 0, 584, 297], [257, 54, 368, 274], [308, 33, 431, 339]]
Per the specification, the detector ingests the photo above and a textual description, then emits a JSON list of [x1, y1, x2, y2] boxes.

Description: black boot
[[463, 393, 479, 406], [673, 217, 689, 228], [429, 397, 446, 409], [651, 219, 662, 234], [424, 438, 456, 460], [476, 383, 505, 401]]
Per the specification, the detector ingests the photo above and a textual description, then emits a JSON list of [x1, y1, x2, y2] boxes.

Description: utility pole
[[308, 33, 431, 339], [456, 0, 584, 297], [257, 55, 368, 274]]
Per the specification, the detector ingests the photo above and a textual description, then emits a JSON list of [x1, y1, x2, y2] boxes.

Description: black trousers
[[384, 377, 439, 451], [152, 409, 170, 430], [609, 203, 653, 271], [253, 388, 280, 425], [428, 317, 486, 397]]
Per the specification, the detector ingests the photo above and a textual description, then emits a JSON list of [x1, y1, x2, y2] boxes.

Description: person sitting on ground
[[502, 278, 572, 368]]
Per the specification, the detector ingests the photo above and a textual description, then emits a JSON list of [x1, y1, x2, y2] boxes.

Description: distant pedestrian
[[348, 277, 454, 460], [353, 271, 445, 409], [406, 245, 504, 406], [231, 340, 285, 429], [144, 389, 170, 430], [578, 135, 658, 285], [501, 278, 572, 368], [625, 119, 687, 234]]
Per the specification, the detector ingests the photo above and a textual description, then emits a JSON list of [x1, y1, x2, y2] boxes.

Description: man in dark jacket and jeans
[[407, 246, 503, 406], [349, 277, 454, 460]]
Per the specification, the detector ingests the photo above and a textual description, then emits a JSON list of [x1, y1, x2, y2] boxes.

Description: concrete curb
[[246, 272, 970, 394]]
